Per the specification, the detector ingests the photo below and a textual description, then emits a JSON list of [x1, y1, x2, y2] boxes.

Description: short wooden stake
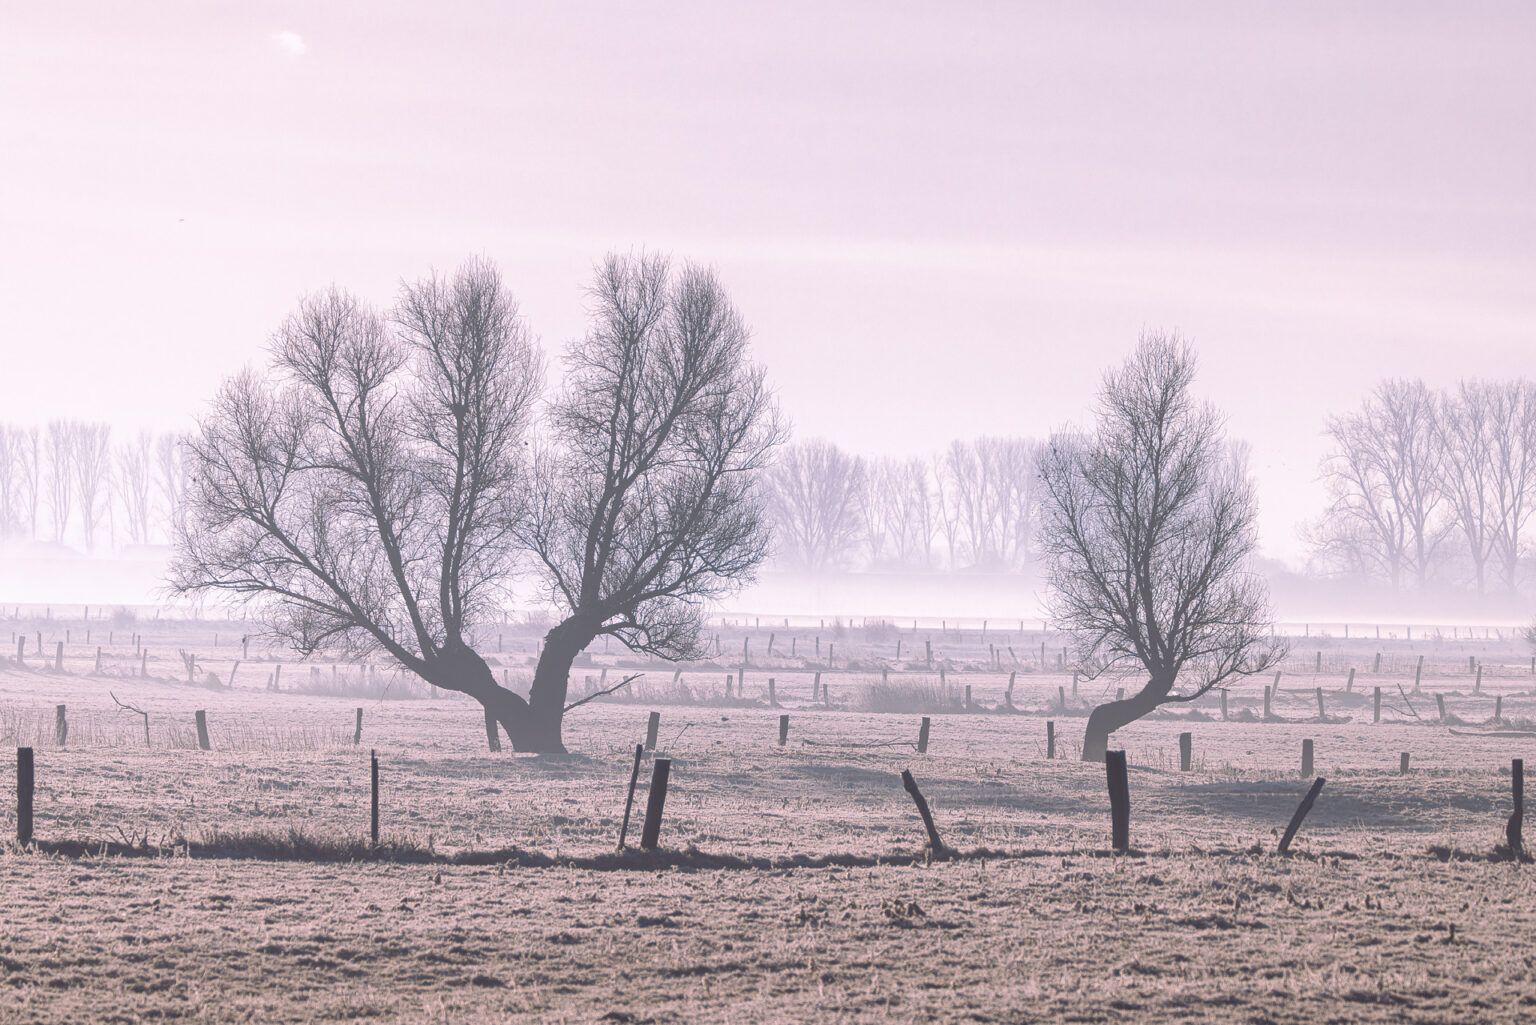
[[1414, 656, 1424, 692], [1220, 689, 1229, 720], [54, 705, 66, 746], [1057, 684, 1066, 710], [353, 708, 363, 745], [769, 678, 777, 707], [195, 710, 211, 751], [1508, 758, 1524, 856], [1435, 693, 1447, 722], [644, 710, 660, 751], [53, 641, 62, 672], [1105, 750, 1130, 853], [1263, 687, 1273, 719], [1316, 687, 1325, 721], [1346, 668, 1355, 692], [1374, 652, 1381, 673], [618, 743, 643, 850], [814, 671, 822, 703], [1475, 665, 1482, 693], [1301, 738, 1314, 777], [1277, 777, 1326, 855], [778, 714, 789, 746], [917, 716, 931, 754], [370, 749, 379, 846], [639, 758, 671, 850], [964, 684, 972, 711], [94, 647, 101, 673], [1005, 671, 1016, 707], [14, 636, 22, 666], [17, 747, 33, 846], [1400, 752, 1410, 775], [1046, 720, 1056, 759], [1374, 686, 1381, 724], [1179, 731, 1192, 771], [1496, 695, 1504, 722], [900, 769, 945, 854]]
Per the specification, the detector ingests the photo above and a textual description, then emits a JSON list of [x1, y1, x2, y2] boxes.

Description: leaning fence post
[[1277, 777, 1326, 854], [1105, 750, 1130, 853], [1346, 668, 1355, 692], [778, 714, 790, 746], [1179, 731, 1192, 771], [195, 710, 211, 751], [618, 743, 644, 850], [353, 708, 363, 745], [917, 716, 931, 754], [1508, 758, 1524, 857], [640, 758, 672, 850], [17, 747, 34, 846], [644, 711, 660, 751], [370, 749, 379, 846], [54, 705, 66, 746], [900, 769, 945, 855]]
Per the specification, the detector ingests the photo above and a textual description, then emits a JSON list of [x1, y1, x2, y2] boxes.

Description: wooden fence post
[[17, 747, 34, 846], [1400, 752, 1410, 775], [778, 714, 789, 746], [900, 769, 945, 855], [768, 678, 777, 707], [54, 705, 66, 746], [1435, 694, 1447, 722], [370, 749, 379, 846], [1475, 665, 1482, 693], [353, 708, 363, 745], [1277, 777, 1326, 855], [1414, 656, 1424, 693], [1496, 695, 1504, 722], [1374, 687, 1381, 724], [1508, 758, 1524, 856], [1301, 739, 1314, 777], [640, 758, 671, 850], [1315, 651, 1321, 672], [53, 642, 63, 672], [964, 684, 972, 711], [1220, 689, 1229, 720], [644, 710, 660, 751], [1263, 687, 1273, 720], [94, 647, 101, 674], [1374, 652, 1381, 673], [1005, 671, 1016, 708], [1316, 687, 1325, 721], [917, 716, 931, 754], [14, 636, 22, 667], [618, 743, 644, 850], [195, 710, 211, 751], [1105, 750, 1130, 853], [1179, 731, 1192, 771], [1046, 721, 1056, 760], [1346, 668, 1355, 692]]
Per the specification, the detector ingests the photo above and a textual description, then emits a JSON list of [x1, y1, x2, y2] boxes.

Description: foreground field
[[2, 618, 1535, 1022]]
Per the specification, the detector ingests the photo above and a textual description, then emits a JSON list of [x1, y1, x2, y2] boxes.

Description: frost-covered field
[[1, 617, 1534, 1022]]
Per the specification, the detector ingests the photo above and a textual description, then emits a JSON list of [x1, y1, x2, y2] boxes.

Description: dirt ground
[[1, 615, 1535, 1022]]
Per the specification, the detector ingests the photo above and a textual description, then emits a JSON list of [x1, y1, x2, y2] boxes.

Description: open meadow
[[2, 609, 1536, 1023]]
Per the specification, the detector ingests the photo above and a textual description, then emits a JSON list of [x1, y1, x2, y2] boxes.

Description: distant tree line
[[0, 422, 188, 551], [763, 436, 1042, 573], [1310, 379, 1536, 595]]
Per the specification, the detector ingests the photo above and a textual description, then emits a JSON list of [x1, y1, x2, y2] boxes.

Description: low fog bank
[[1, 546, 1530, 633]]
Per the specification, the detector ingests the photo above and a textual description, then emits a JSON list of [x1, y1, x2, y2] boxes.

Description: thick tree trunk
[[518, 615, 599, 754], [424, 644, 532, 753], [1080, 675, 1174, 763]]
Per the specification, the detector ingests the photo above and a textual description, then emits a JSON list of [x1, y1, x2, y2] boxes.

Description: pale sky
[[2, 1, 1532, 563]]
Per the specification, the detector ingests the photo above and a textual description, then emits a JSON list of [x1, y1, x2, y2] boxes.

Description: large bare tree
[[170, 258, 543, 748], [115, 430, 155, 546], [519, 253, 782, 752], [1039, 334, 1284, 762], [73, 422, 112, 553], [45, 420, 75, 543], [763, 439, 865, 571]]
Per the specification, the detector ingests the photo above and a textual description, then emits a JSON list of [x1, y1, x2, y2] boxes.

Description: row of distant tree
[[0, 423, 187, 551], [1310, 379, 1536, 595], [762, 436, 1041, 573]]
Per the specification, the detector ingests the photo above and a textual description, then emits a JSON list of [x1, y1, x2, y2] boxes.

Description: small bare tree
[[519, 253, 782, 752], [764, 439, 865, 571], [170, 258, 543, 748], [1039, 334, 1284, 762]]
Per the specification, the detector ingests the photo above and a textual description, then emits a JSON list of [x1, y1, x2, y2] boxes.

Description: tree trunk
[[518, 616, 599, 754], [1080, 676, 1174, 763], [426, 644, 532, 753]]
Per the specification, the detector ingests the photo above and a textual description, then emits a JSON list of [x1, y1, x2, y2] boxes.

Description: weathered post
[[1496, 695, 1504, 722], [964, 684, 972, 711], [1220, 689, 1229, 720], [1046, 720, 1056, 759], [1316, 687, 1326, 721], [644, 710, 660, 751], [925, 639, 932, 666], [14, 636, 22, 666], [54, 705, 66, 746], [140, 649, 147, 678], [370, 749, 379, 846], [1475, 665, 1483, 693], [17, 747, 33, 846], [1105, 750, 1130, 853], [900, 769, 945, 855], [618, 743, 644, 850], [1263, 687, 1273, 720], [1273, 670, 1282, 695], [1301, 739, 1314, 777], [1434, 693, 1447, 722], [1374, 652, 1382, 674], [195, 710, 211, 751], [1508, 758, 1524, 856], [1315, 651, 1322, 672], [778, 714, 789, 746], [768, 678, 777, 707], [1400, 752, 1410, 775], [1346, 668, 1356, 692], [1005, 671, 1016, 708], [94, 647, 101, 674], [1374, 687, 1382, 724], [1057, 685, 1066, 711], [1414, 655, 1424, 693], [53, 642, 63, 672], [1277, 777, 1326, 855], [917, 716, 931, 754], [353, 708, 363, 745], [1179, 731, 1192, 771], [639, 758, 671, 850]]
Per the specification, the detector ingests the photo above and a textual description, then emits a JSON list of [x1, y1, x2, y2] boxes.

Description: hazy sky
[[3, 2, 1532, 563]]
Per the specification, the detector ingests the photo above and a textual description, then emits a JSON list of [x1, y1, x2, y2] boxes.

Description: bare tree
[[1482, 380, 1536, 591], [519, 253, 782, 752], [73, 422, 112, 553], [45, 420, 76, 543], [170, 258, 543, 748], [0, 427, 18, 538], [13, 426, 40, 540], [154, 432, 188, 543], [1039, 334, 1284, 762], [865, 457, 936, 569], [764, 439, 864, 571], [937, 437, 1038, 570], [116, 430, 155, 546]]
